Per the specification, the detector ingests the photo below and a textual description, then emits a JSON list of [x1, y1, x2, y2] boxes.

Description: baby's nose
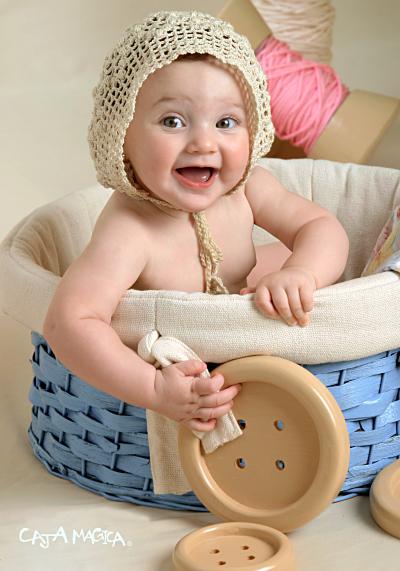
[[186, 126, 217, 154]]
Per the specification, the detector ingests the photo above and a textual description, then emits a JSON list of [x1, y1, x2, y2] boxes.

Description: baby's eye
[[162, 116, 184, 129], [216, 117, 237, 129]]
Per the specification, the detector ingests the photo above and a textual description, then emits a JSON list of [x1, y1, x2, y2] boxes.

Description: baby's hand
[[240, 267, 317, 326], [152, 360, 241, 432]]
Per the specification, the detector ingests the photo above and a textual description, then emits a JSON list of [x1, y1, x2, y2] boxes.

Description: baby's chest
[[134, 210, 256, 293]]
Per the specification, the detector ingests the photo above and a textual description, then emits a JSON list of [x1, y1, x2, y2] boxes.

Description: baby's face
[[123, 57, 250, 213]]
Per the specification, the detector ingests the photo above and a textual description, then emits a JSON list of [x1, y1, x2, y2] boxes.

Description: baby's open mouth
[[175, 166, 215, 183]]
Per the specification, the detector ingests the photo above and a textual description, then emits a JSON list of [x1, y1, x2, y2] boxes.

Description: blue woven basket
[[28, 331, 400, 510]]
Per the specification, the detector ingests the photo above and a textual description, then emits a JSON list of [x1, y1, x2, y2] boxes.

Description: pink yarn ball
[[256, 37, 349, 153]]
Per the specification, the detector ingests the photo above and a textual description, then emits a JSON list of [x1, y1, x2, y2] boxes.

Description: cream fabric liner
[[1, 158, 400, 365]]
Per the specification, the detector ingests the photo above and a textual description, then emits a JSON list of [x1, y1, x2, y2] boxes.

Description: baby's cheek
[[226, 145, 250, 181], [148, 135, 179, 167], [231, 135, 250, 166], [133, 142, 167, 180]]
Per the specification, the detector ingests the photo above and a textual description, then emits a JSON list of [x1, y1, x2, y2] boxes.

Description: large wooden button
[[173, 522, 295, 571], [179, 356, 350, 532], [370, 459, 400, 539]]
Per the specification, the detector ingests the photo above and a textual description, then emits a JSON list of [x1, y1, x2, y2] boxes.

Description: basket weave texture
[[28, 332, 400, 509]]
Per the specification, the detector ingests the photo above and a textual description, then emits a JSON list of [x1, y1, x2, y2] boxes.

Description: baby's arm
[[243, 167, 349, 325], [43, 197, 239, 431]]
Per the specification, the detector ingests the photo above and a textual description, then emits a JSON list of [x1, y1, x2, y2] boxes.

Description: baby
[[43, 11, 349, 434]]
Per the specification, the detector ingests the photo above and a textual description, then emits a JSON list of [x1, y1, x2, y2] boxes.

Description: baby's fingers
[[184, 418, 217, 432], [254, 286, 280, 320], [286, 287, 309, 326], [271, 290, 297, 325], [239, 287, 255, 295], [299, 284, 314, 313], [199, 383, 241, 408], [196, 400, 235, 422], [177, 359, 207, 377], [193, 374, 224, 396]]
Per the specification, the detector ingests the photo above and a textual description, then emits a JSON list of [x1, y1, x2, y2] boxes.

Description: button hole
[[236, 457, 247, 469]]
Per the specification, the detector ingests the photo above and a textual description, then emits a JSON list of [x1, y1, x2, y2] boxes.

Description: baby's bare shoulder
[[46, 191, 150, 323], [87, 190, 151, 288], [245, 165, 281, 194], [93, 190, 148, 241]]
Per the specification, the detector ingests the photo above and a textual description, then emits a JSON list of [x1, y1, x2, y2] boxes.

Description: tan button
[[173, 521, 295, 571], [370, 459, 400, 539], [179, 356, 350, 532]]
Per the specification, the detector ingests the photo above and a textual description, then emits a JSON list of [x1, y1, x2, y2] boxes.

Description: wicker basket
[[28, 331, 400, 510]]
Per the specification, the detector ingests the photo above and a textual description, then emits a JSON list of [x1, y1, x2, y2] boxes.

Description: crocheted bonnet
[[88, 10, 274, 294]]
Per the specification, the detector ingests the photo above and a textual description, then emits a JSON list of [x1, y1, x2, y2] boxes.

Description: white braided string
[[252, 0, 335, 63]]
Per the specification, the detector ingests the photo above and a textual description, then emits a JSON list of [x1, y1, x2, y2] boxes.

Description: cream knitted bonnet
[[88, 10, 274, 294]]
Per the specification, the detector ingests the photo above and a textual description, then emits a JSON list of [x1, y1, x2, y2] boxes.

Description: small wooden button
[[179, 356, 350, 532], [173, 522, 295, 570], [370, 459, 400, 539]]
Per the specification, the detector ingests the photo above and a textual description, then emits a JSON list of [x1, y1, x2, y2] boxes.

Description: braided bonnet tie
[[192, 211, 229, 295]]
